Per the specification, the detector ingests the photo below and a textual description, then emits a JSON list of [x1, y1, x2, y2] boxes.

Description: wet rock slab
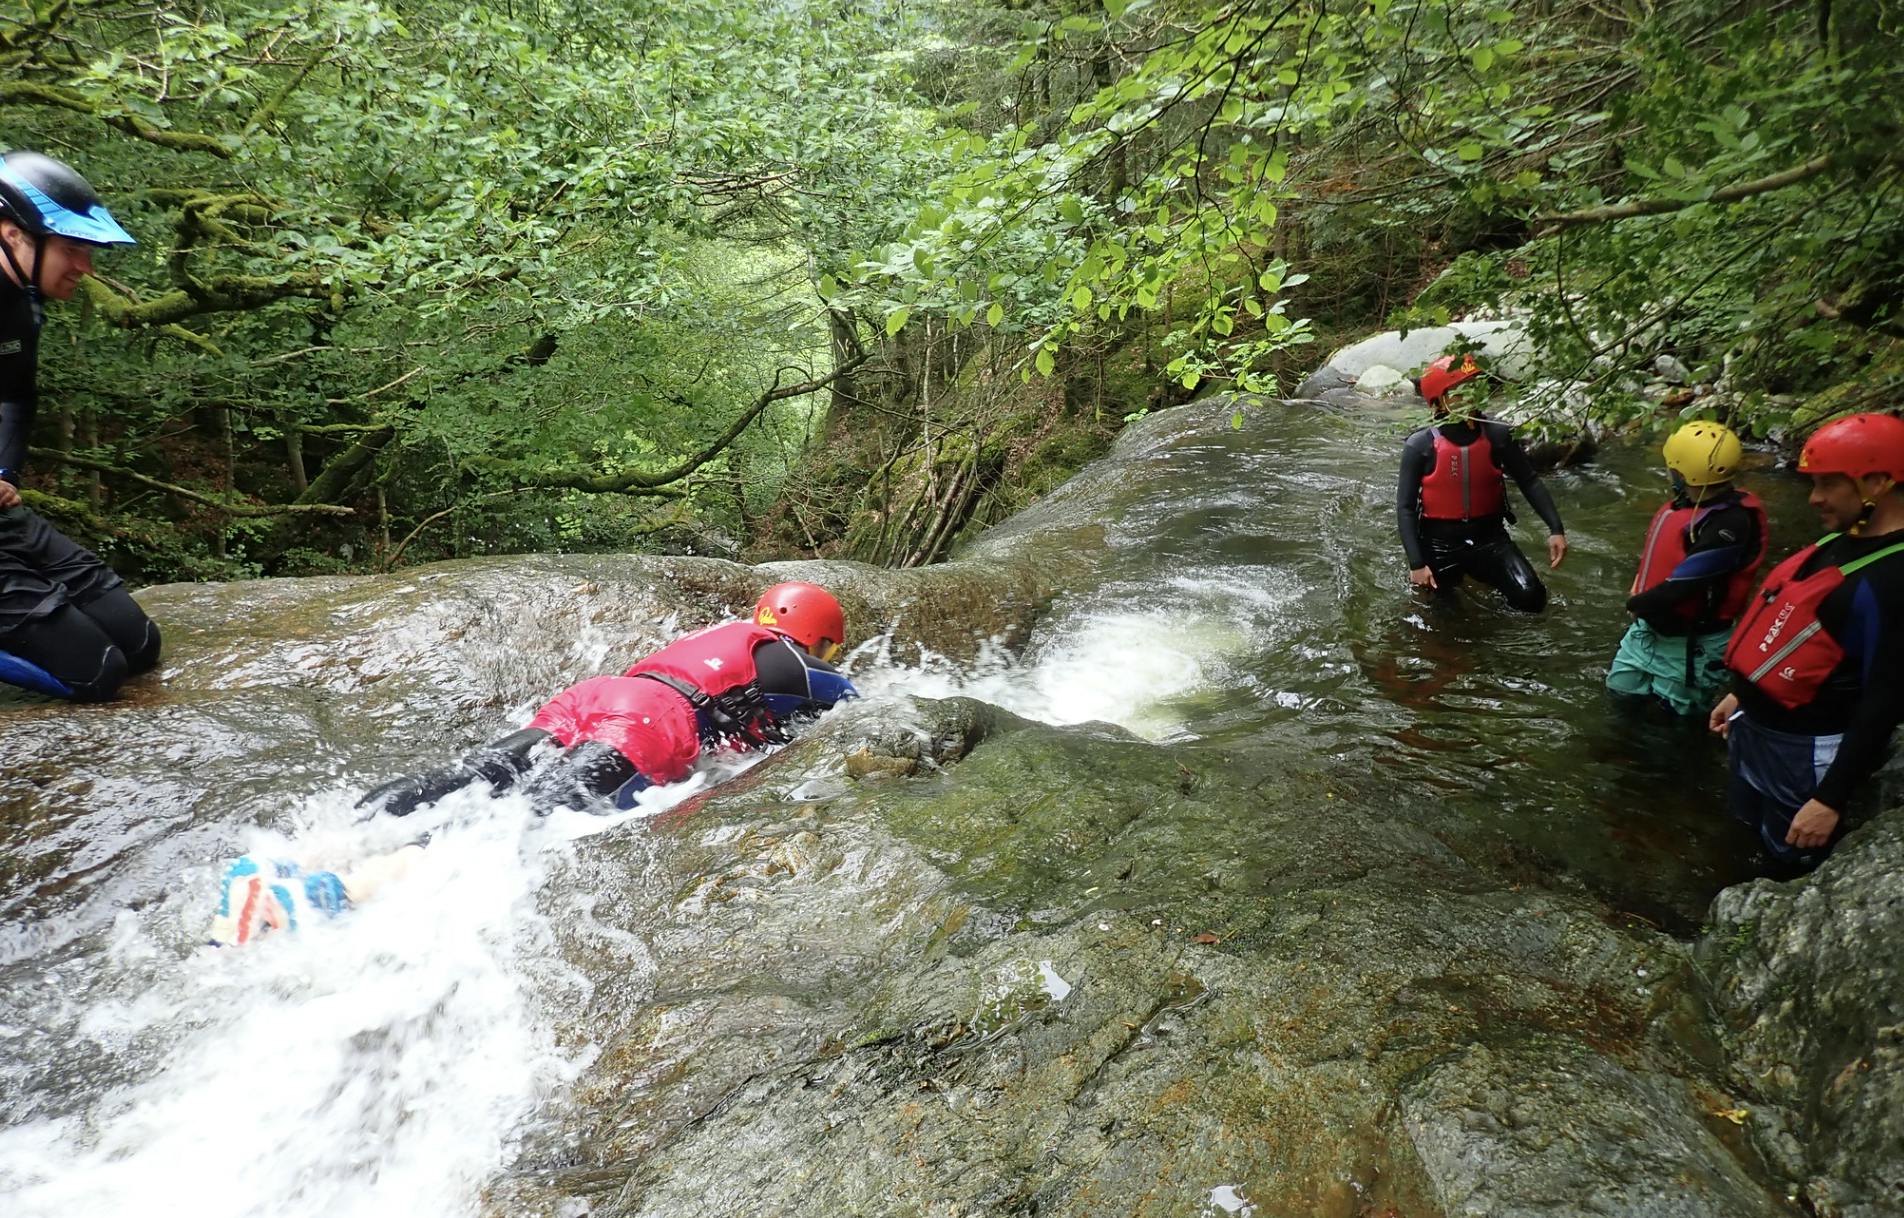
[[492, 698, 1801, 1218]]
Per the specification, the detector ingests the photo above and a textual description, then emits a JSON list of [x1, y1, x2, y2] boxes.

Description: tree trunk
[[285, 427, 309, 495]]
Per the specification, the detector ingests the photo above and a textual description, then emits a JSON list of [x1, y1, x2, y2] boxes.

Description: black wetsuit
[[1396, 418, 1565, 613], [0, 272, 159, 699]]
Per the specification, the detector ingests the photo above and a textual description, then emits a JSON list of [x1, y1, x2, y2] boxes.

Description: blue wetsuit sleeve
[[1625, 503, 1756, 621], [1814, 577, 1904, 809]]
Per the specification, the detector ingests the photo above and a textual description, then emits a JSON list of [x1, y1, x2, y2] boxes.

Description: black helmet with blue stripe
[[0, 150, 136, 246]]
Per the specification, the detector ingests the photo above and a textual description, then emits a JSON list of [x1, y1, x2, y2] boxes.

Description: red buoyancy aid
[[626, 621, 784, 742], [627, 621, 778, 695], [1419, 427, 1506, 521], [526, 675, 702, 783], [1723, 533, 1904, 709], [1629, 491, 1769, 625]]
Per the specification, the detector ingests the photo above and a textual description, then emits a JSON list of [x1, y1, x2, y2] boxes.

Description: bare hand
[[0, 480, 18, 509], [1409, 565, 1438, 590], [1785, 799, 1841, 850], [1547, 533, 1568, 569], [1708, 693, 1739, 737]]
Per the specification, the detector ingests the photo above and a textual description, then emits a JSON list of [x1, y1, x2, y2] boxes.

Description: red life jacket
[[1723, 533, 1904, 709], [525, 676, 702, 784], [1418, 427, 1506, 521], [1629, 491, 1769, 626], [626, 621, 783, 742]]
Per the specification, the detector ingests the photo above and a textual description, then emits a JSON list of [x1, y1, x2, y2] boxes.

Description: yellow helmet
[[1662, 420, 1742, 487]]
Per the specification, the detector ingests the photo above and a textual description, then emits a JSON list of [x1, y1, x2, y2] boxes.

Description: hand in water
[[1786, 799, 1841, 849], [1409, 565, 1438, 590], [0, 480, 19, 509], [1547, 533, 1568, 568]]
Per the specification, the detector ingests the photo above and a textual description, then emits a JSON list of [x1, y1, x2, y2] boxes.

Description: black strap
[[631, 670, 748, 736]]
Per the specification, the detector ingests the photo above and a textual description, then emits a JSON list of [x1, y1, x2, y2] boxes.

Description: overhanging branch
[[1533, 154, 1837, 235], [469, 355, 867, 494], [27, 448, 353, 517], [0, 80, 235, 157]]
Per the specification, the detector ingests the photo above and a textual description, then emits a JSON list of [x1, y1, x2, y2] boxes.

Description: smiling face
[[0, 222, 96, 300], [1807, 471, 1893, 532]]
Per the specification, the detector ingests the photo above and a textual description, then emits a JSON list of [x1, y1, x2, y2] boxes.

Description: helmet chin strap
[[0, 228, 46, 328]]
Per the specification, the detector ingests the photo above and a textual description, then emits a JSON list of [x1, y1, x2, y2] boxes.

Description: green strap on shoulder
[[1839, 538, 1904, 577]]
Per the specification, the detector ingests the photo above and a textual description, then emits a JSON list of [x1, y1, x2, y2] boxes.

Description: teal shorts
[[1605, 619, 1732, 717]]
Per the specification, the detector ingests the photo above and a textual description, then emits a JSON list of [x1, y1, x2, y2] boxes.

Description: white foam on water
[[848, 570, 1296, 743], [0, 759, 738, 1218]]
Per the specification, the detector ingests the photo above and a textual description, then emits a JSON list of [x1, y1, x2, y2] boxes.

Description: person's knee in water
[[1396, 353, 1567, 613]]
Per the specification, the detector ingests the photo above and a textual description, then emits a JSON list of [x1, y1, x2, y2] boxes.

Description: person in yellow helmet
[[1606, 421, 1767, 715]]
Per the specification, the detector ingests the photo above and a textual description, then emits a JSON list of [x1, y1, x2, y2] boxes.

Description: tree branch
[[79, 271, 338, 327], [468, 355, 867, 493], [1533, 154, 1837, 234], [0, 80, 235, 157], [27, 447, 353, 517]]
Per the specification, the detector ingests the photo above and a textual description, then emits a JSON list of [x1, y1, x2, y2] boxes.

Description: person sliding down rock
[[0, 151, 160, 700], [1396, 353, 1568, 612], [1607, 421, 1768, 716], [207, 583, 857, 946], [1711, 414, 1904, 874]]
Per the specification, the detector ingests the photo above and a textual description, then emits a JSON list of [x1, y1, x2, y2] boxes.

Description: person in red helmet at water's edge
[[1710, 413, 1904, 873]]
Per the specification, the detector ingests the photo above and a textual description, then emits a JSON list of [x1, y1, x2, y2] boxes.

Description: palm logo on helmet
[[754, 581, 846, 663], [1416, 353, 1485, 405], [1663, 420, 1742, 488]]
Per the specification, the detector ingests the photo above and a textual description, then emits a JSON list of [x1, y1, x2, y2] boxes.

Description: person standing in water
[[1396, 353, 1567, 611], [1607, 421, 1768, 715], [1711, 413, 1904, 873]]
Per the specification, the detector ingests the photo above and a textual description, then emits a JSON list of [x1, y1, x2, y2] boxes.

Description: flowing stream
[[0, 394, 1818, 1217]]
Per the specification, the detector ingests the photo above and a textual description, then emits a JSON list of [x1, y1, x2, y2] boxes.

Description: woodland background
[[3, 0, 1898, 580]]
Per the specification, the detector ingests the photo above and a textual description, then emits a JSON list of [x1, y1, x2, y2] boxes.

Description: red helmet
[[753, 581, 845, 658], [1798, 413, 1904, 482], [1417, 353, 1484, 404]]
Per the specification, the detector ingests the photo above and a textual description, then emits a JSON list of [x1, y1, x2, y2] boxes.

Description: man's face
[[1807, 472, 1889, 531], [0, 224, 96, 299]]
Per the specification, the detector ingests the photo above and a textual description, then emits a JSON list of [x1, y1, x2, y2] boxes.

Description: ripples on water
[[0, 395, 1820, 1216]]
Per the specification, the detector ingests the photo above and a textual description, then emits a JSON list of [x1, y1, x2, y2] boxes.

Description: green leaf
[[1073, 285, 1094, 310], [1181, 370, 1200, 391], [986, 301, 1004, 326], [1059, 197, 1085, 224], [1457, 142, 1484, 162], [818, 275, 839, 300], [1231, 409, 1244, 430], [1035, 347, 1056, 376], [886, 307, 911, 337]]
